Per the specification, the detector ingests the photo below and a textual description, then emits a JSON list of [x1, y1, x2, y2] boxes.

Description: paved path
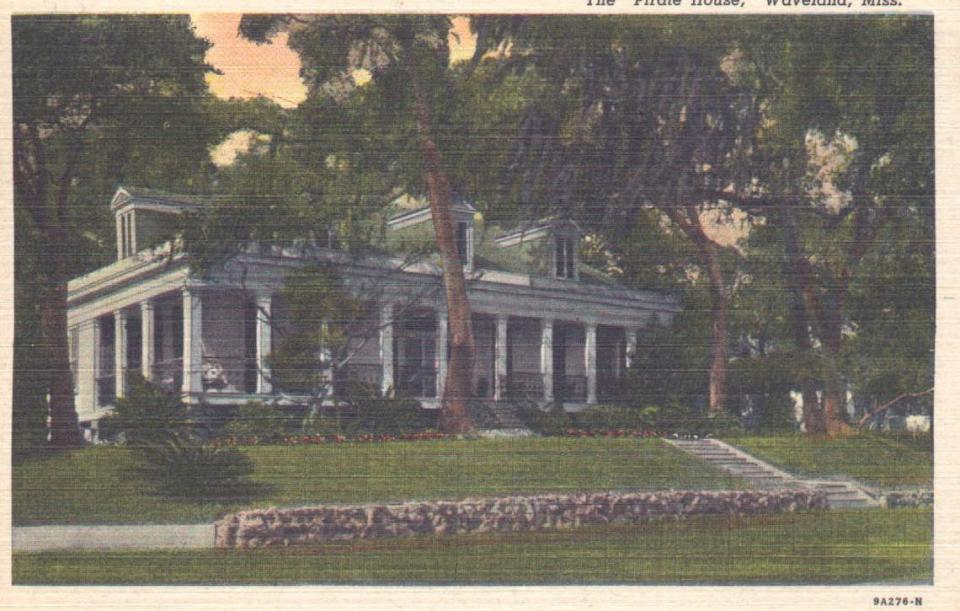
[[13, 523, 215, 552], [667, 438, 880, 509]]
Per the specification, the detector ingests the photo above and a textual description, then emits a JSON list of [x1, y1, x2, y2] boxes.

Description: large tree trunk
[[408, 55, 475, 434], [704, 243, 728, 414], [661, 205, 730, 414], [41, 271, 81, 447], [820, 326, 853, 437], [782, 238, 825, 435], [40, 215, 82, 448], [780, 207, 854, 436], [16, 126, 82, 448]]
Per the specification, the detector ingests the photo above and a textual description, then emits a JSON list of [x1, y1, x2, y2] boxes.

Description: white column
[[181, 287, 203, 396], [380, 302, 394, 396], [114, 310, 128, 399], [585, 323, 597, 404], [625, 328, 638, 369], [541, 319, 554, 402], [255, 292, 273, 395], [129, 210, 137, 254], [140, 301, 155, 381], [92, 321, 102, 407], [115, 215, 124, 259], [319, 319, 333, 395], [435, 310, 448, 399], [494, 315, 509, 400], [77, 321, 97, 413]]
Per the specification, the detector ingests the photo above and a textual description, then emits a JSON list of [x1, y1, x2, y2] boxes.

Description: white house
[[66, 187, 679, 432]]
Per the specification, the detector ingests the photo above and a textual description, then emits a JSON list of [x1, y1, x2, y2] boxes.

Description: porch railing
[[152, 357, 183, 393]]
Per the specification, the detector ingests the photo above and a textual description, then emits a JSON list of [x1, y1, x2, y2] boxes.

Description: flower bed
[[561, 428, 662, 438], [208, 429, 715, 447], [214, 488, 828, 548], [209, 431, 450, 448]]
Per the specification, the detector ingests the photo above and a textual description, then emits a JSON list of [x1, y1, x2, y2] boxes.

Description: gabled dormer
[[493, 219, 580, 281], [386, 195, 477, 271], [110, 186, 205, 260]]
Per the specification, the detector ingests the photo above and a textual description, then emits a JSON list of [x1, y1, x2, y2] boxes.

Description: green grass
[[726, 434, 933, 488], [13, 508, 932, 585], [13, 437, 747, 525]]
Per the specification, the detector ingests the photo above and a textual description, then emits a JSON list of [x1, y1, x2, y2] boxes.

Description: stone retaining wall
[[214, 489, 827, 548]]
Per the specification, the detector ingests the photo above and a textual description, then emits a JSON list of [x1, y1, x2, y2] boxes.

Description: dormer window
[[555, 235, 577, 280], [386, 194, 477, 272]]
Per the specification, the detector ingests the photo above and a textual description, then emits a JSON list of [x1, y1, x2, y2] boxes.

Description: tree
[[462, 16, 756, 414], [724, 16, 934, 436], [13, 15, 220, 447], [236, 15, 475, 432]]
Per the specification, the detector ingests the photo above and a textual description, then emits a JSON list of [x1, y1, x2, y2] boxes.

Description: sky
[[191, 14, 476, 108]]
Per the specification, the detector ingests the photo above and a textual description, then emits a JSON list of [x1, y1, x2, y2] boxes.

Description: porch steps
[[667, 438, 880, 509]]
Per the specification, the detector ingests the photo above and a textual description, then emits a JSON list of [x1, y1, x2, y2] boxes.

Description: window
[[555, 236, 576, 279]]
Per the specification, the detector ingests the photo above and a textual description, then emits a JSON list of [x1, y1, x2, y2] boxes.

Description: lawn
[[13, 508, 932, 585], [13, 437, 747, 525], [727, 434, 933, 488]]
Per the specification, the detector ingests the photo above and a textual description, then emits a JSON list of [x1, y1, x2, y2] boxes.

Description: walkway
[[13, 523, 215, 552], [667, 437, 880, 509]]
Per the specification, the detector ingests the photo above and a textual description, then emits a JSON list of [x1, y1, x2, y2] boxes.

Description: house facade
[[67, 187, 679, 432]]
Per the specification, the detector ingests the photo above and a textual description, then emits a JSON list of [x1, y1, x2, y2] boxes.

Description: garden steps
[[667, 438, 881, 509]]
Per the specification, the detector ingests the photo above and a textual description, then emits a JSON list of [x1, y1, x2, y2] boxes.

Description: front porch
[[90, 288, 640, 410]]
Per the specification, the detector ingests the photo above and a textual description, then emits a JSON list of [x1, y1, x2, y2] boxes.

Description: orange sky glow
[[191, 14, 476, 108]]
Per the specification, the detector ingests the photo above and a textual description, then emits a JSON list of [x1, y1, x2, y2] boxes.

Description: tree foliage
[[13, 15, 224, 448]]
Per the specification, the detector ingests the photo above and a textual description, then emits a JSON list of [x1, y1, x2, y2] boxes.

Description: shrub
[[653, 403, 743, 437], [573, 405, 659, 431], [99, 374, 197, 445], [103, 375, 255, 498], [341, 393, 436, 435], [467, 400, 499, 429], [222, 401, 301, 442], [515, 400, 571, 435], [137, 438, 254, 500]]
